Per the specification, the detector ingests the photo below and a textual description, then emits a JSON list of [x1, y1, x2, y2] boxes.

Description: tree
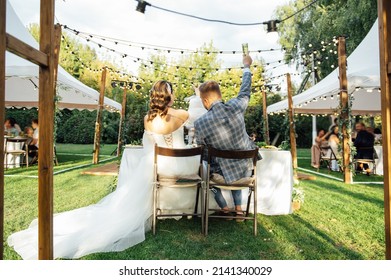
[[275, 0, 377, 80]]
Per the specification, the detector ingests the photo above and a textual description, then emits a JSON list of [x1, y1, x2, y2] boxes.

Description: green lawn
[[3, 145, 386, 260], [297, 148, 384, 183]]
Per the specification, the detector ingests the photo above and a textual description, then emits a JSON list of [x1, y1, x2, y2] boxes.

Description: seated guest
[[374, 127, 382, 144], [354, 122, 375, 173], [4, 117, 21, 135], [249, 133, 257, 142], [354, 122, 375, 159], [311, 128, 331, 168], [23, 126, 34, 145], [28, 119, 39, 163], [326, 125, 340, 171]]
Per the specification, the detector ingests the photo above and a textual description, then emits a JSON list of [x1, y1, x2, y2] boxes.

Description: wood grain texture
[[287, 73, 298, 178], [378, 0, 391, 260]]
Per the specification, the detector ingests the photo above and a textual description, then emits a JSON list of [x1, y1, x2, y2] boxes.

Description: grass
[[4, 143, 118, 177], [3, 145, 386, 260], [297, 148, 384, 183]]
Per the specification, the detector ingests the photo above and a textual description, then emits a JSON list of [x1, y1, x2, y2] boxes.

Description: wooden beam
[[378, 0, 391, 260], [287, 73, 298, 178], [38, 0, 55, 260], [0, 0, 6, 261], [117, 86, 127, 157], [338, 36, 352, 184], [262, 91, 270, 145], [6, 34, 48, 67], [93, 67, 107, 164]]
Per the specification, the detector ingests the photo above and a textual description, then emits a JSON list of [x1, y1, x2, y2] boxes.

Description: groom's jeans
[[212, 187, 242, 208], [211, 170, 251, 209]]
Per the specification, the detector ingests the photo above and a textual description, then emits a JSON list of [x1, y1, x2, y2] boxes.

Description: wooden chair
[[319, 145, 341, 172], [153, 144, 205, 235], [353, 147, 377, 175], [204, 146, 259, 236], [4, 137, 29, 169]]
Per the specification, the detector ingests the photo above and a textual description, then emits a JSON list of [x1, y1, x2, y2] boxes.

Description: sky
[[8, 0, 299, 89]]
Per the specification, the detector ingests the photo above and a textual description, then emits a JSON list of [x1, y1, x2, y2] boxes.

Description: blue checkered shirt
[[194, 69, 255, 184]]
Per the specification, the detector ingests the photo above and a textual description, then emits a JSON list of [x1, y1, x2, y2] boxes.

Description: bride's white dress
[[7, 124, 201, 260]]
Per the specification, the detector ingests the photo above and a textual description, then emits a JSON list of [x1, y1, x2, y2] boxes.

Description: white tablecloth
[[122, 146, 293, 216], [4, 136, 24, 168], [375, 146, 383, 176]]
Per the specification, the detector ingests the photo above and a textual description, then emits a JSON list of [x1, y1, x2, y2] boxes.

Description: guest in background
[[28, 119, 39, 164], [354, 122, 375, 159], [374, 127, 382, 144], [328, 117, 338, 133], [250, 133, 257, 142], [23, 126, 34, 145], [311, 128, 331, 168], [327, 125, 340, 171], [4, 117, 21, 135], [354, 122, 375, 172]]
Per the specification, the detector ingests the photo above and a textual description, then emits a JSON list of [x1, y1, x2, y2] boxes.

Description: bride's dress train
[[7, 122, 202, 259]]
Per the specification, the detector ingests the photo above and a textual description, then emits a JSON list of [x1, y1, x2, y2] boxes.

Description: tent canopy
[[267, 19, 380, 116], [5, 1, 121, 112]]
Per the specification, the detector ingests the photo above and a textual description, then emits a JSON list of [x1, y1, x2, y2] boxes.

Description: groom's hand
[[243, 55, 253, 68]]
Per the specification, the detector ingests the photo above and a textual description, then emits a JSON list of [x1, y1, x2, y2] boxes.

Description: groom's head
[[199, 81, 222, 110]]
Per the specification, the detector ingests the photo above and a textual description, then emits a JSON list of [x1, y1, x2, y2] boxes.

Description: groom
[[194, 54, 255, 216]]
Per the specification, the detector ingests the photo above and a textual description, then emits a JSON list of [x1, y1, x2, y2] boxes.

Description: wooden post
[[338, 36, 352, 184], [117, 86, 127, 157], [378, 0, 391, 260], [0, 0, 6, 260], [287, 73, 298, 178], [262, 91, 270, 145], [93, 67, 107, 164], [38, 0, 55, 260]]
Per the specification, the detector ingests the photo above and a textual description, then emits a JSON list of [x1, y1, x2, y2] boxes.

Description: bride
[[7, 80, 206, 260]]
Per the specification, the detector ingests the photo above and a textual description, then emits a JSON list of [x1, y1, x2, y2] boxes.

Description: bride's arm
[[186, 95, 207, 128]]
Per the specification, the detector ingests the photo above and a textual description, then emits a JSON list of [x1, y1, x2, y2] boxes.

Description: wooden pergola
[[0, 0, 390, 261], [1, 0, 59, 259], [378, 0, 391, 260]]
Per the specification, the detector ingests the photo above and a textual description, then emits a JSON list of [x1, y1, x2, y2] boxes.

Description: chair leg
[[152, 183, 157, 235], [201, 182, 205, 235], [194, 185, 200, 214], [253, 187, 257, 236], [204, 186, 209, 236], [245, 190, 252, 218]]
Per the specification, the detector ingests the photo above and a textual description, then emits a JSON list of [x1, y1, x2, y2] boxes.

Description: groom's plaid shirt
[[194, 69, 256, 184]]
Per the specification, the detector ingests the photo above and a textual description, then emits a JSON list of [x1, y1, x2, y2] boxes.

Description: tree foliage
[[275, 0, 377, 80]]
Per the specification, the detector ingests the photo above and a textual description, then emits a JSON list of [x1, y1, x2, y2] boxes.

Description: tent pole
[[93, 67, 107, 164], [338, 36, 352, 184], [0, 0, 6, 261], [38, 0, 55, 260], [117, 86, 127, 157], [262, 91, 270, 145], [378, 0, 391, 260], [287, 73, 298, 179]]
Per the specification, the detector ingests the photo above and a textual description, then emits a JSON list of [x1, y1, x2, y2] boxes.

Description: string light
[[133, 0, 320, 29]]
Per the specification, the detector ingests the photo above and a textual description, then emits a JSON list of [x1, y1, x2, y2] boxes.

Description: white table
[[374, 146, 383, 176], [4, 136, 27, 168], [122, 146, 293, 216]]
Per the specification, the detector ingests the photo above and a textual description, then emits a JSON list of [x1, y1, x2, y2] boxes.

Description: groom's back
[[195, 101, 254, 184]]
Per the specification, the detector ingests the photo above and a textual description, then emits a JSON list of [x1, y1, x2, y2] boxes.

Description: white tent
[[267, 19, 380, 116], [6, 1, 121, 112]]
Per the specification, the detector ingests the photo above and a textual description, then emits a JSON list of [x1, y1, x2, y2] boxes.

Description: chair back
[[207, 146, 259, 167], [154, 144, 203, 163]]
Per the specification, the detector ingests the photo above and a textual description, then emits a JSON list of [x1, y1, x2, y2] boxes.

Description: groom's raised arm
[[227, 55, 252, 113]]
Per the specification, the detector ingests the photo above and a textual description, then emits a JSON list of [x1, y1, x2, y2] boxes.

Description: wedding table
[[3, 136, 28, 168], [121, 146, 293, 216], [374, 146, 383, 176]]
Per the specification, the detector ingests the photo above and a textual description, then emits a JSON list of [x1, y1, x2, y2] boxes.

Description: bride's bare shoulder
[[169, 108, 189, 122]]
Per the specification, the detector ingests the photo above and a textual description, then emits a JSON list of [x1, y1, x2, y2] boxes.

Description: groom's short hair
[[199, 81, 221, 97]]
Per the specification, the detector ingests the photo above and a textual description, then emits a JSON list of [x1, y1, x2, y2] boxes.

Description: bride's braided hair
[[147, 80, 173, 121]]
